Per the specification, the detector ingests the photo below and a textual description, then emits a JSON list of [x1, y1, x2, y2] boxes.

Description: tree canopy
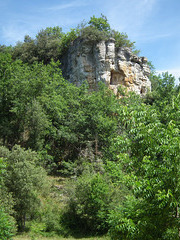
[[10, 15, 137, 64]]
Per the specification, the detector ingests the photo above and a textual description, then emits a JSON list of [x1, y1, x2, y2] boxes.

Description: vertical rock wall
[[61, 37, 151, 95]]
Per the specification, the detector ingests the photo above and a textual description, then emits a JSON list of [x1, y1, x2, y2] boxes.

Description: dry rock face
[[61, 37, 151, 95]]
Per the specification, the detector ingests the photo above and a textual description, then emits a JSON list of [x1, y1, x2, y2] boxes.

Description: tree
[[88, 14, 110, 32], [108, 90, 180, 239], [0, 145, 48, 230], [12, 15, 138, 63], [0, 53, 52, 148], [0, 52, 119, 171], [12, 26, 78, 64], [145, 72, 179, 126], [35, 27, 63, 64]]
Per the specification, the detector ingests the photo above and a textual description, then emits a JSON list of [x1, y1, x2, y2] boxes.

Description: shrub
[[63, 172, 114, 234], [0, 207, 16, 240], [0, 157, 16, 239], [80, 26, 109, 43], [38, 199, 62, 234]]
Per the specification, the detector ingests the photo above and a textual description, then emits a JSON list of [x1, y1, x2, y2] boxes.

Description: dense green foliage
[[8, 14, 137, 65], [0, 14, 180, 240], [80, 14, 137, 51], [89, 14, 111, 32], [63, 173, 112, 234], [0, 51, 119, 171], [0, 158, 16, 239], [12, 27, 79, 64], [107, 91, 180, 239], [0, 146, 48, 230], [0, 207, 16, 240]]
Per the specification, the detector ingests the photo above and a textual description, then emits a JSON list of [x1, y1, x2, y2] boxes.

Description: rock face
[[61, 37, 151, 95]]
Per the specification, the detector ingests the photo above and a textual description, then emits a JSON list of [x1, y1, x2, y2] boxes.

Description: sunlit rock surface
[[61, 37, 151, 95]]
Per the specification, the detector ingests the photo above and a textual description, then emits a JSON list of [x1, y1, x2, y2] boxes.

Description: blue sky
[[0, 0, 179, 83]]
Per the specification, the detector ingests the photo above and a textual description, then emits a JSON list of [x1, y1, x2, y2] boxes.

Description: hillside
[[0, 15, 180, 240]]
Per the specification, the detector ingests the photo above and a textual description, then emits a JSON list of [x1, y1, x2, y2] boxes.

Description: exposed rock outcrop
[[61, 37, 151, 95]]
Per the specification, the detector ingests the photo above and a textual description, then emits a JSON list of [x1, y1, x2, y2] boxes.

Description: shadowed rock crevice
[[110, 71, 125, 85]]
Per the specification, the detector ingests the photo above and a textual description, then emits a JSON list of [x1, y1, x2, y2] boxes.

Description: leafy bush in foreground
[[63, 172, 115, 234], [0, 207, 16, 240], [0, 157, 16, 239]]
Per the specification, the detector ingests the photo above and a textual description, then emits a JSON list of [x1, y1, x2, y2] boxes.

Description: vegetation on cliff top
[[1, 14, 138, 65]]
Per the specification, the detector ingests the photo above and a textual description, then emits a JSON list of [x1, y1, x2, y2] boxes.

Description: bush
[[111, 30, 136, 49], [38, 199, 62, 234], [0, 207, 16, 240], [63, 172, 114, 234], [0, 157, 16, 239], [162, 228, 180, 240], [80, 26, 109, 43]]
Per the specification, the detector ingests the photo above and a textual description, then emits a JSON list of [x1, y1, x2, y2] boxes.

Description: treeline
[[0, 14, 137, 65], [0, 15, 180, 240]]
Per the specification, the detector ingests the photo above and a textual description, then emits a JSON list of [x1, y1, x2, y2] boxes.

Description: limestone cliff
[[61, 37, 151, 95]]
